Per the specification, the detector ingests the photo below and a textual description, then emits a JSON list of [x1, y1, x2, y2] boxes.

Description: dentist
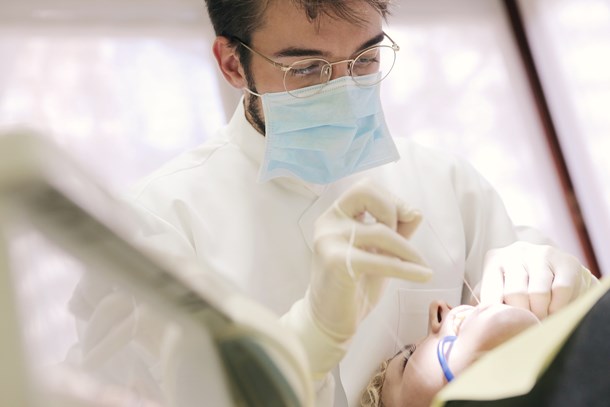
[[97, 1, 597, 405]]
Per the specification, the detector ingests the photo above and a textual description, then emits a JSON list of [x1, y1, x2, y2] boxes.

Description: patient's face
[[382, 301, 539, 407]]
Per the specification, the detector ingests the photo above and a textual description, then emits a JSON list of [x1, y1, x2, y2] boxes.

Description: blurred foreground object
[[0, 129, 313, 407]]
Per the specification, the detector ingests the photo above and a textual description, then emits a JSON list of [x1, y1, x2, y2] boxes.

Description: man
[[122, 1, 595, 405]]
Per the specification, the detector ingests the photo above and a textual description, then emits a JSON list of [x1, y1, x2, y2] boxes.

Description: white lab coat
[[73, 100, 520, 406]]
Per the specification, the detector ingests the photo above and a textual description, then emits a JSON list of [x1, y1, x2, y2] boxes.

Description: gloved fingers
[[481, 247, 531, 309], [397, 209, 423, 239], [523, 252, 554, 319], [314, 226, 430, 282], [481, 244, 553, 317], [499, 260, 531, 311], [528, 292, 551, 319], [547, 286, 573, 315], [350, 248, 433, 282], [548, 255, 582, 314], [481, 242, 587, 319], [334, 179, 410, 230], [479, 249, 506, 305], [353, 222, 428, 266]]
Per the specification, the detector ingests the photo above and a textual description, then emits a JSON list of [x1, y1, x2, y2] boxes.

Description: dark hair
[[204, 0, 392, 69]]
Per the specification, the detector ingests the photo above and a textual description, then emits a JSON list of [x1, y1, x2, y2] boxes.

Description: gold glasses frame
[[235, 32, 400, 98]]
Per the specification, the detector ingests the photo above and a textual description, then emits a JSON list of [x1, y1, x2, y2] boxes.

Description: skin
[[382, 300, 540, 407], [211, 0, 385, 134]]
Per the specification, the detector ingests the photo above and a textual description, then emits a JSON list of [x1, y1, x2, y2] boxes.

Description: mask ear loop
[[243, 87, 262, 97]]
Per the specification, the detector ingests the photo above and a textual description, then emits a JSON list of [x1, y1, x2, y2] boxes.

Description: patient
[[360, 301, 540, 407]]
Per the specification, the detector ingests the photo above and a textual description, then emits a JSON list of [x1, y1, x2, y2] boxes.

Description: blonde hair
[[360, 359, 390, 407]]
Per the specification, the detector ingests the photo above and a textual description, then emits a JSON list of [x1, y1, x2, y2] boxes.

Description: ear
[[212, 36, 248, 89]]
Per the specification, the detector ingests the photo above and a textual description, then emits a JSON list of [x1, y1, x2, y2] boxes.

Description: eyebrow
[[391, 343, 414, 360], [386, 344, 416, 384], [273, 32, 386, 59]]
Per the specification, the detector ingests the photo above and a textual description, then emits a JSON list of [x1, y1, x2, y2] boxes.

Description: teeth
[[452, 309, 473, 334]]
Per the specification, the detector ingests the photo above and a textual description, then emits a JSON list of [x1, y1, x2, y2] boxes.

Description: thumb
[[396, 202, 423, 239]]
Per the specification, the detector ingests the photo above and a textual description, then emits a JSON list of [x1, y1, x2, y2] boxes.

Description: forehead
[[251, 1, 383, 53], [382, 346, 415, 405], [382, 338, 444, 407]]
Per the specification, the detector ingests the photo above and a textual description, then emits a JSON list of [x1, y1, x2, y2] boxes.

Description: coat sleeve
[[69, 194, 323, 407], [314, 373, 336, 407]]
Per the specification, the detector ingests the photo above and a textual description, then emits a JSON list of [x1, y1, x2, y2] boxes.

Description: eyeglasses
[[235, 32, 399, 98]]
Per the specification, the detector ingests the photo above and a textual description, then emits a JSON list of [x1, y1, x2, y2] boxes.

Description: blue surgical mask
[[251, 73, 400, 184]]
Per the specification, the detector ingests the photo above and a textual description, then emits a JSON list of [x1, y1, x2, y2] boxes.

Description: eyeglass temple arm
[[382, 31, 400, 51], [235, 39, 292, 72]]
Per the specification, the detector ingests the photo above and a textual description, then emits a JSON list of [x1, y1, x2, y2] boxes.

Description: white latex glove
[[281, 179, 433, 379], [480, 241, 599, 320]]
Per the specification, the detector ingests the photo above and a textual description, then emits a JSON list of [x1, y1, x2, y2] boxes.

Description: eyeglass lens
[[283, 45, 397, 97]]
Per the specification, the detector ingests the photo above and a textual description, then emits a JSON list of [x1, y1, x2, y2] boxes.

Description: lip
[[453, 304, 500, 334], [449, 305, 475, 334]]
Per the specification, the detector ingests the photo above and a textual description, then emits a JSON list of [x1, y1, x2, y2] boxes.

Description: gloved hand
[[480, 241, 599, 320], [281, 179, 433, 379]]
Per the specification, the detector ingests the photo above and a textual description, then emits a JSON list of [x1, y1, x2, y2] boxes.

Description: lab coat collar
[[298, 173, 371, 252], [228, 97, 327, 197]]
